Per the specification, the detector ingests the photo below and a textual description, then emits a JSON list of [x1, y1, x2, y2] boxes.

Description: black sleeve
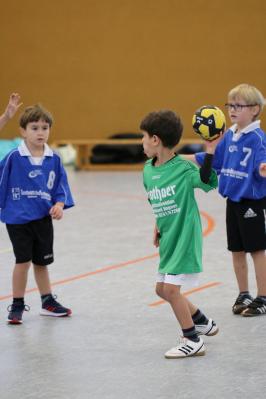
[[199, 153, 214, 183]]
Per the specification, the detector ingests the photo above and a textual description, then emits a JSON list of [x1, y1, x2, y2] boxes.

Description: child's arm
[[199, 136, 221, 183], [49, 202, 64, 220], [259, 163, 266, 177], [0, 93, 22, 131]]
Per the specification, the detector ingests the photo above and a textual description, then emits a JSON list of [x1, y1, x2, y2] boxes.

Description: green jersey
[[143, 155, 218, 275]]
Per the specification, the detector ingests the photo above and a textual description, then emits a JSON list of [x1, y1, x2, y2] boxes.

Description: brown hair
[[140, 110, 183, 149], [19, 104, 54, 129]]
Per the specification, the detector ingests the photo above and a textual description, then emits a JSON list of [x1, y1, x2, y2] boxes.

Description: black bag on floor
[[90, 133, 147, 164]]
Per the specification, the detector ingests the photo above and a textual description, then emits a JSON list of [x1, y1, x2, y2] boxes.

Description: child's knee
[[163, 285, 179, 302], [155, 284, 165, 299], [15, 262, 31, 271]]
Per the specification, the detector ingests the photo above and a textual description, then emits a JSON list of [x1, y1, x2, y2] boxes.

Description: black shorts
[[226, 198, 266, 253], [6, 216, 54, 265]]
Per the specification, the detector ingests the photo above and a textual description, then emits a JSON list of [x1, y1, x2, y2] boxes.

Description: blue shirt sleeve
[[52, 159, 74, 209]]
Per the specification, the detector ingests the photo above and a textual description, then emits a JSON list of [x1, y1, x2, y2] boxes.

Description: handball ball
[[192, 105, 226, 141]]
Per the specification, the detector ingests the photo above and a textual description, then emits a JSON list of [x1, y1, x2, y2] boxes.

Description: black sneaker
[[40, 295, 72, 317], [7, 303, 30, 324], [242, 297, 266, 317], [232, 293, 253, 314]]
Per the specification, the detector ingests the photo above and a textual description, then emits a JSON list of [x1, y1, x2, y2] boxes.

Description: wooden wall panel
[[1, 0, 266, 140]]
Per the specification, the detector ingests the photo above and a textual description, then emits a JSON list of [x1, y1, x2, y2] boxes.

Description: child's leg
[[250, 250, 266, 296], [241, 250, 266, 317], [231, 251, 254, 314], [157, 282, 194, 329], [33, 263, 72, 317], [157, 283, 205, 358], [7, 262, 31, 324], [232, 251, 249, 292], [156, 283, 218, 335], [12, 262, 31, 297], [33, 264, 52, 295], [157, 283, 198, 316]]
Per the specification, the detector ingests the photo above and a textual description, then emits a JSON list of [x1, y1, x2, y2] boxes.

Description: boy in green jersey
[[141, 110, 220, 359]]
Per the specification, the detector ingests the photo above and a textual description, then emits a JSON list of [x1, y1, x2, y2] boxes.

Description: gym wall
[[1, 0, 266, 140]]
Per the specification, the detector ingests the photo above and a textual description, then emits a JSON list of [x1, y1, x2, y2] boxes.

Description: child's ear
[[252, 104, 260, 116], [20, 127, 26, 138], [153, 134, 160, 144]]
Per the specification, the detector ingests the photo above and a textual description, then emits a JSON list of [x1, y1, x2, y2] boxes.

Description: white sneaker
[[195, 318, 219, 336], [164, 337, 205, 359]]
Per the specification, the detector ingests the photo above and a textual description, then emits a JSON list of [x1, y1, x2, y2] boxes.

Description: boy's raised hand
[[4, 93, 23, 120], [204, 130, 224, 154], [259, 163, 266, 177]]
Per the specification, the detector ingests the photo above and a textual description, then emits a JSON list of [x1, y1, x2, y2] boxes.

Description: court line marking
[[148, 281, 221, 307], [0, 211, 214, 256], [0, 247, 12, 254], [0, 253, 159, 301], [0, 211, 215, 301]]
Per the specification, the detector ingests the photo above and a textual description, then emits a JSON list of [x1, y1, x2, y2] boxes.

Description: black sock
[[239, 291, 251, 297], [13, 297, 24, 305], [182, 326, 199, 342], [192, 309, 208, 325]]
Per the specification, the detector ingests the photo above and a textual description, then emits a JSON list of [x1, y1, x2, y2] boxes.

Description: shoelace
[[7, 304, 30, 312]]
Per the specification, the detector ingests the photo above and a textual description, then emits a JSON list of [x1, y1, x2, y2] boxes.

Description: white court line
[[0, 247, 12, 254]]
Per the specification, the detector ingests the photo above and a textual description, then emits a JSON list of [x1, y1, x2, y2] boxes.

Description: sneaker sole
[[232, 305, 248, 315], [40, 309, 72, 317], [206, 327, 219, 336], [165, 349, 206, 359], [7, 319, 23, 325], [165, 342, 206, 359], [241, 310, 266, 317]]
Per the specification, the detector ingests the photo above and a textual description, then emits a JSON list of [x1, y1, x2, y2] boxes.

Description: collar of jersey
[[18, 141, 53, 157], [230, 120, 261, 135], [151, 154, 179, 168]]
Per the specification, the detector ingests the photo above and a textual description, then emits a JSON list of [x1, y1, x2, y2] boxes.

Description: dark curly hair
[[140, 110, 183, 148]]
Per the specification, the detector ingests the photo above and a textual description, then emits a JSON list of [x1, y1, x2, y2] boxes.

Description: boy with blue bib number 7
[[185, 84, 266, 316]]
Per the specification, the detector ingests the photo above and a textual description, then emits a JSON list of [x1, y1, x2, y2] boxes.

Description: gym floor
[[0, 169, 264, 399]]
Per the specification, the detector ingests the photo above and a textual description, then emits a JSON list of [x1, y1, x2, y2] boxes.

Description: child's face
[[141, 131, 158, 158], [21, 119, 50, 148], [226, 96, 259, 129]]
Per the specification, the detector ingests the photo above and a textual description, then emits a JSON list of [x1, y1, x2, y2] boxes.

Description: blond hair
[[228, 83, 265, 117]]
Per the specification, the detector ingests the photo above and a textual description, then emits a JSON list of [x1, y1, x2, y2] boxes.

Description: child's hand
[[259, 163, 266, 177], [205, 131, 224, 154], [49, 203, 64, 220], [153, 225, 160, 247], [4, 93, 23, 120]]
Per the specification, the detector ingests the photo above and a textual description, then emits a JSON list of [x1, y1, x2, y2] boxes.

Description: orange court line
[[201, 210, 215, 237], [0, 211, 215, 302], [149, 281, 221, 307], [0, 253, 159, 301]]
